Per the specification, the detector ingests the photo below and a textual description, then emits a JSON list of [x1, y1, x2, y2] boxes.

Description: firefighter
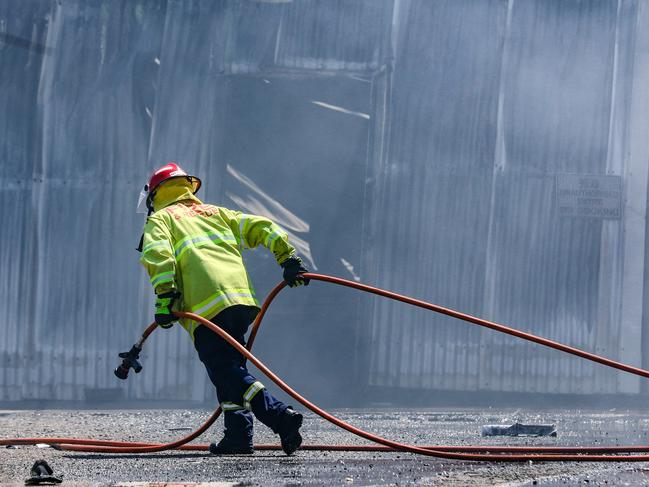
[[137, 162, 309, 455]]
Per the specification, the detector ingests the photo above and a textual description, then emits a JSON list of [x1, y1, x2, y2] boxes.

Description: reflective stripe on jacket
[[140, 183, 296, 339]]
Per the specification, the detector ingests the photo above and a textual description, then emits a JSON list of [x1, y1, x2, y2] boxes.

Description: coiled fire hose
[[4, 273, 649, 461]]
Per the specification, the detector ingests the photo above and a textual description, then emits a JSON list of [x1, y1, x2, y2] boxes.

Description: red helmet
[[141, 162, 202, 213], [146, 162, 201, 195]]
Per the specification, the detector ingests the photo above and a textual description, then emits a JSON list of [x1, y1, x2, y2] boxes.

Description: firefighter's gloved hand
[[281, 257, 310, 287], [155, 291, 180, 328]]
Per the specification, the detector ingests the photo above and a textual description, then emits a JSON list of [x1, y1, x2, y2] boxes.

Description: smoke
[[1, 0, 647, 410]]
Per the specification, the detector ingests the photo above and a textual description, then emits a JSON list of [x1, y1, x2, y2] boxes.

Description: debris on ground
[[24, 459, 62, 485], [481, 423, 557, 437]]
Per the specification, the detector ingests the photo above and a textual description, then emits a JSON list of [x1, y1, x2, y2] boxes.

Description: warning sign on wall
[[556, 174, 622, 219]]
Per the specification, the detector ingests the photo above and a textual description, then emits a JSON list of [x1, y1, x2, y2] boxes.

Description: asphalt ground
[[1, 407, 649, 486]]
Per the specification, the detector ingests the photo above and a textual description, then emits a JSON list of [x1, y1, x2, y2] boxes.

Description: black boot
[[277, 407, 303, 455], [209, 438, 254, 455]]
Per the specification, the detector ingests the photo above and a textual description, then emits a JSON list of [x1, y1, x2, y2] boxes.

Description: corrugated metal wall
[[365, 0, 649, 395], [0, 0, 392, 402], [365, 0, 506, 393], [2, 0, 649, 401]]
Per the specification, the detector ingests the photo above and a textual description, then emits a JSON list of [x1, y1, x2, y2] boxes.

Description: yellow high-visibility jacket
[[140, 182, 296, 338]]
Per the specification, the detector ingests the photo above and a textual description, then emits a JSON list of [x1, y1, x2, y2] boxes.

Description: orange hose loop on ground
[[3, 273, 649, 461]]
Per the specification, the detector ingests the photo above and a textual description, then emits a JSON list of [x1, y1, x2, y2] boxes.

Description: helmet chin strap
[[136, 204, 154, 253], [145, 185, 156, 214]]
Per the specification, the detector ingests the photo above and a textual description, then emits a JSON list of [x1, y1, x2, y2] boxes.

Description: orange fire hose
[[3, 273, 649, 461]]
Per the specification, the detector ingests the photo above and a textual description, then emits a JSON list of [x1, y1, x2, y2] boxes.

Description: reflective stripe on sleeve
[[221, 401, 245, 412], [142, 240, 173, 255], [243, 381, 265, 410], [239, 216, 250, 249], [264, 229, 283, 250], [150, 271, 175, 287]]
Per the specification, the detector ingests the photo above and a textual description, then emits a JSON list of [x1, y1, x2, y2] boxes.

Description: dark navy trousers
[[193, 304, 288, 447]]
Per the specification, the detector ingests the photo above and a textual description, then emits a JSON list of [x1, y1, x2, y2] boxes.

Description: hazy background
[[2, 0, 649, 407]]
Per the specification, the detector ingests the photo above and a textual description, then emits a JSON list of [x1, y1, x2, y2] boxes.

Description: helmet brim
[[187, 175, 202, 194], [151, 175, 202, 195]]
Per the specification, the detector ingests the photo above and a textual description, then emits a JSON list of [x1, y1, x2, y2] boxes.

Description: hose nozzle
[[114, 344, 143, 380]]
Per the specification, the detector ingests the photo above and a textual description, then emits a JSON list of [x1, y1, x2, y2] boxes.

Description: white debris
[[310, 101, 370, 120]]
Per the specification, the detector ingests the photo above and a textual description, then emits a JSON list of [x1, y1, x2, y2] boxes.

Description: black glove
[[155, 291, 180, 328], [281, 257, 310, 287]]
